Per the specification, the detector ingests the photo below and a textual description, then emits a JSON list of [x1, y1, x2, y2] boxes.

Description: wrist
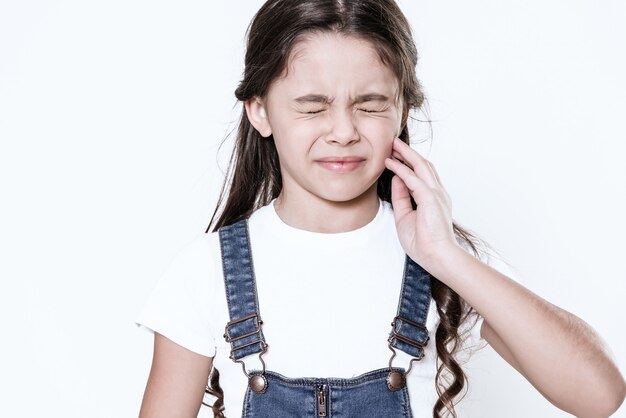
[[419, 243, 474, 286]]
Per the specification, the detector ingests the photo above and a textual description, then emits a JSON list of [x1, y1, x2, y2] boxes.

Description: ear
[[245, 97, 272, 138]]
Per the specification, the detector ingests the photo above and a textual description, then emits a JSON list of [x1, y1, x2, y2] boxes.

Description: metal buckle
[[223, 313, 268, 378], [387, 341, 423, 376], [224, 313, 263, 343], [224, 314, 266, 360], [228, 339, 268, 361], [389, 315, 429, 349], [235, 343, 268, 378], [387, 315, 428, 376]]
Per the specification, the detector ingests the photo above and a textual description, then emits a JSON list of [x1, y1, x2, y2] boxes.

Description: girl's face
[[246, 32, 404, 207]]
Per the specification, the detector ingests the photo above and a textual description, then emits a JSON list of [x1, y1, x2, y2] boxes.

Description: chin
[[316, 184, 378, 204]]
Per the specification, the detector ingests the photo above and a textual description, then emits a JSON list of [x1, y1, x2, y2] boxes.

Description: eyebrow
[[353, 93, 391, 104], [293, 93, 391, 105], [294, 94, 333, 104]]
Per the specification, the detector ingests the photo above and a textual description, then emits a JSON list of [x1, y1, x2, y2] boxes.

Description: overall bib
[[219, 219, 432, 418]]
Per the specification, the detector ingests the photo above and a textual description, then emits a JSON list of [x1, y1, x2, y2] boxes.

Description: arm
[[139, 333, 213, 418], [434, 248, 625, 417], [384, 138, 626, 417]]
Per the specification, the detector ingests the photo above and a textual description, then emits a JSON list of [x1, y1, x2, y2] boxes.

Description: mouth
[[315, 156, 366, 173]]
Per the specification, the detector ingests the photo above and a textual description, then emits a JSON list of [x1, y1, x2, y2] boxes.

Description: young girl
[[137, 1, 625, 417]]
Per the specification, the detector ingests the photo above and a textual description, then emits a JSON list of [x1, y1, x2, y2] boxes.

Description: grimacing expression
[[246, 32, 405, 205]]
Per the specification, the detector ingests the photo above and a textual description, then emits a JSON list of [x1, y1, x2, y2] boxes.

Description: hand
[[384, 138, 459, 268]]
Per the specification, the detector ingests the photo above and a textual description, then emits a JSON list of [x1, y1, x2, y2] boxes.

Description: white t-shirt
[[137, 200, 508, 417]]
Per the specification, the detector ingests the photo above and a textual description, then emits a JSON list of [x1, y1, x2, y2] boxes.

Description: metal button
[[386, 370, 406, 391], [249, 373, 268, 393]]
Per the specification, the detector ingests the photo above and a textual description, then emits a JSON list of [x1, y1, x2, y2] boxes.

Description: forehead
[[272, 32, 400, 98]]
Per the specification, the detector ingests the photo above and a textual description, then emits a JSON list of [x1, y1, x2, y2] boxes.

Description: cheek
[[271, 120, 320, 163], [272, 116, 325, 143], [357, 117, 399, 145]]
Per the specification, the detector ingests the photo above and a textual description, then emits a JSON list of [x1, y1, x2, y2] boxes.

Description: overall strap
[[219, 219, 267, 361], [388, 255, 432, 359]]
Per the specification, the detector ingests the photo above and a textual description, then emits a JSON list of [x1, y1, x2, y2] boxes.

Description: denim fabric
[[218, 219, 431, 417], [219, 220, 267, 360], [242, 368, 412, 418], [388, 257, 432, 358]]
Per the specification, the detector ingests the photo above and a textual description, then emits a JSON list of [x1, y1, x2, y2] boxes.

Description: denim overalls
[[219, 219, 432, 417]]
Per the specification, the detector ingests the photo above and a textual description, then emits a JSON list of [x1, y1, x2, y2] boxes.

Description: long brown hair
[[205, 1, 484, 416]]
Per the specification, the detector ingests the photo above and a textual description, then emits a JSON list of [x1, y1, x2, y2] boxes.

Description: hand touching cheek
[[384, 138, 459, 267]]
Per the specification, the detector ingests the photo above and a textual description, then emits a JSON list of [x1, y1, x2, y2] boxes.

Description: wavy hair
[[205, 1, 484, 416]]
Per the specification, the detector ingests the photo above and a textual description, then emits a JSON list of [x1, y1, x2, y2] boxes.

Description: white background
[[1, 1, 624, 417]]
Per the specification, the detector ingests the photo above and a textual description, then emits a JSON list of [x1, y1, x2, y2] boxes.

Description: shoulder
[[135, 230, 224, 357], [156, 231, 225, 293], [172, 231, 221, 269]]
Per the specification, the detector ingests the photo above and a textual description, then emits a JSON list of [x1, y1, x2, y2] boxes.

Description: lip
[[315, 156, 366, 173], [316, 156, 365, 162]]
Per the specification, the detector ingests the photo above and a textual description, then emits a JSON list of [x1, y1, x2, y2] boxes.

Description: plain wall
[[0, 1, 624, 417]]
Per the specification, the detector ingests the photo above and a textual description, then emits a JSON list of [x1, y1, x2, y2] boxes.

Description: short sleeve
[[135, 233, 219, 357], [462, 251, 520, 348]]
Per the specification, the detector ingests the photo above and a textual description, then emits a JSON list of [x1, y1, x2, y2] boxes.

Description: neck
[[273, 188, 380, 233]]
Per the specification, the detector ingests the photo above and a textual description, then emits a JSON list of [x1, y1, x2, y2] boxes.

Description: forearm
[[425, 246, 625, 417], [384, 138, 625, 415]]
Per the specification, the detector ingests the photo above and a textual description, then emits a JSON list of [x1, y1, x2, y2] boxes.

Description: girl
[[137, 0, 625, 417]]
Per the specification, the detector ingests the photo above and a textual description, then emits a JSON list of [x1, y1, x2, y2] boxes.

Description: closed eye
[[359, 108, 386, 113]]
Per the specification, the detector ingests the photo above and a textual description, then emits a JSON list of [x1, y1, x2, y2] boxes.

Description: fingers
[[384, 156, 430, 204], [427, 160, 442, 186], [389, 138, 440, 188], [390, 172, 414, 221]]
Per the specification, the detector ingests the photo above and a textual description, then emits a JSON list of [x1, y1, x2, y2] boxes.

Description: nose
[[326, 109, 359, 145]]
